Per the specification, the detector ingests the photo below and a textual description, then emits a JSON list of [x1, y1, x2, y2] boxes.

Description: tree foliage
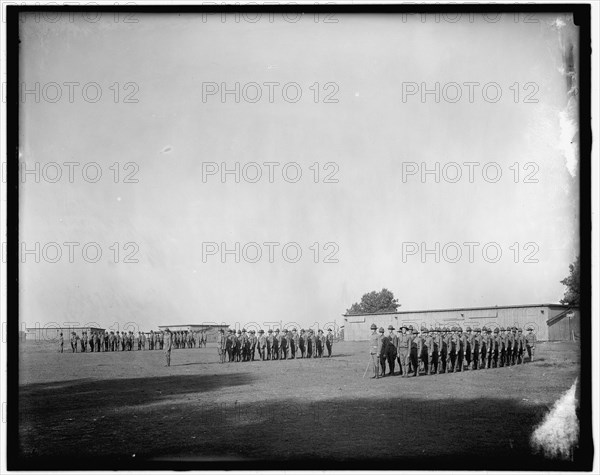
[[560, 255, 580, 306], [346, 288, 400, 314]]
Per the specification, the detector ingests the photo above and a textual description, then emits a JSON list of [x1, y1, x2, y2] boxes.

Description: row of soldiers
[[59, 330, 208, 353], [369, 323, 537, 378], [218, 328, 335, 363]]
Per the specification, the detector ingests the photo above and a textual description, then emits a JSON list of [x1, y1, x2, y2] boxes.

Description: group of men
[[217, 328, 335, 363], [58, 329, 208, 353], [369, 323, 537, 379]]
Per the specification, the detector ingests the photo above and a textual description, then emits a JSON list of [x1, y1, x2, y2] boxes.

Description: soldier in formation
[[373, 325, 537, 378]]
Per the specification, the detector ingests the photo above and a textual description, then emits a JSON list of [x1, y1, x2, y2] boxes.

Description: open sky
[[18, 12, 580, 332]]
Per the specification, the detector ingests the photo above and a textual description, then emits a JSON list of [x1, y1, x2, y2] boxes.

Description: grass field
[[15, 340, 586, 470]]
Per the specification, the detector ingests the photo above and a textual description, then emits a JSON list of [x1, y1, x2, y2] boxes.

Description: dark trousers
[[409, 348, 419, 375], [307, 342, 312, 358], [326, 341, 332, 357], [290, 340, 296, 358], [471, 346, 479, 369], [439, 348, 447, 372]]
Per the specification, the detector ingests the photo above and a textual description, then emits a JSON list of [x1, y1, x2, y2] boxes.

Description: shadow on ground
[[14, 372, 591, 470]]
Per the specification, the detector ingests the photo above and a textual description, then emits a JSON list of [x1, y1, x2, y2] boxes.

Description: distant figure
[[298, 329, 306, 358], [218, 329, 227, 363], [525, 327, 536, 362], [58, 332, 64, 353], [70, 332, 77, 353], [326, 328, 334, 357], [163, 328, 173, 366]]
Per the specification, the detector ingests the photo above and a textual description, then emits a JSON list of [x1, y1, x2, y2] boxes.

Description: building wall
[[343, 305, 565, 342], [548, 310, 580, 341]]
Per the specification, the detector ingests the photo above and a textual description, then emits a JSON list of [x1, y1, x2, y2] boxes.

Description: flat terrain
[[15, 340, 584, 469]]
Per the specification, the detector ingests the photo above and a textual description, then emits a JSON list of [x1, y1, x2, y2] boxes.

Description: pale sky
[[18, 12, 580, 332]]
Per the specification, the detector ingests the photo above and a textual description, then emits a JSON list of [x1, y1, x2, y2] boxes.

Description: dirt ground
[[15, 339, 587, 470]]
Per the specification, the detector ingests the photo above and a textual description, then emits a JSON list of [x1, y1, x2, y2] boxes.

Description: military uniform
[[266, 330, 274, 360], [163, 329, 173, 366], [279, 330, 288, 360], [257, 330, 267, 360], [409, 329, 421, 377], [380, 327, 397, 376], [464, 328, 473, 369], [271, 330, 280, 360], [470, 328, 482, 370], [316, 330, 324, 358], [369, 324, 382, 379], [299, 330, 306, 358], [525, 328, 536, 362], [326, 328, 334, 357], [291, 329, 299, 358], [396, 326, 411, 377]]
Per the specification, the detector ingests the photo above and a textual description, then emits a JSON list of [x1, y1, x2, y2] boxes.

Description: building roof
[[343, 303, 577, 317]]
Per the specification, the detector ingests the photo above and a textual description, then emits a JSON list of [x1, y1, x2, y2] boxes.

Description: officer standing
[[272, 329, 280, 360], [464, 327, 473, 370], [369, 323, 382, 379]]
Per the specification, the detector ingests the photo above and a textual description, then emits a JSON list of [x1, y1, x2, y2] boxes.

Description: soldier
[[369, 323, 382, 379], [88, 331, 94, 352], [515, 328, 525, 364], [291, 328, 299, 359], [511, 327, 519, 365], [218, 329, 227, 363], [266, 329, 274, 360], [249, 330, 257, 361], [490, 328, 501, 368], [272, 329, 280, 361], [396, 325, 410, 377], [284, 329, 293, 359], [505, 327, 515, 366], [271, 329, 280, 360], [326, 328, 334, 357], [525, 327, 536, 362], [58, 332, 64, 353], [315, 330, 324, 358], [380, 326, 397, 376], [419, 328, 430, 375], [447, 327, 457, 372], [70, 332, 77, 353], [299, 329, 307, 358], [163, 328, 173, 366], [225, 329, 235, 362], [306, 330, 313, 359], [99, 331, 105, 352], [279, 329, 288, 360], [464, 327, 473, 369], [470, 328, 481, 370], [455, 327, 466, 372], [410, 328, 421, 377], [239, 329, 248, 362], [428, 328, 439, 375], [233, 330, 242, 362], [257, 329, 267, 360], [311, 330, 318, 358]]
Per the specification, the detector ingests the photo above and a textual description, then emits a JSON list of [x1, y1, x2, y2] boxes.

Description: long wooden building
[[343, 303, 579, 342]]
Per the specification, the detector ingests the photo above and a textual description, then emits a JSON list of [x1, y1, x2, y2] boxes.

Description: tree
[[560, 255, 580, 306], [346, 288, 400, 314]]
